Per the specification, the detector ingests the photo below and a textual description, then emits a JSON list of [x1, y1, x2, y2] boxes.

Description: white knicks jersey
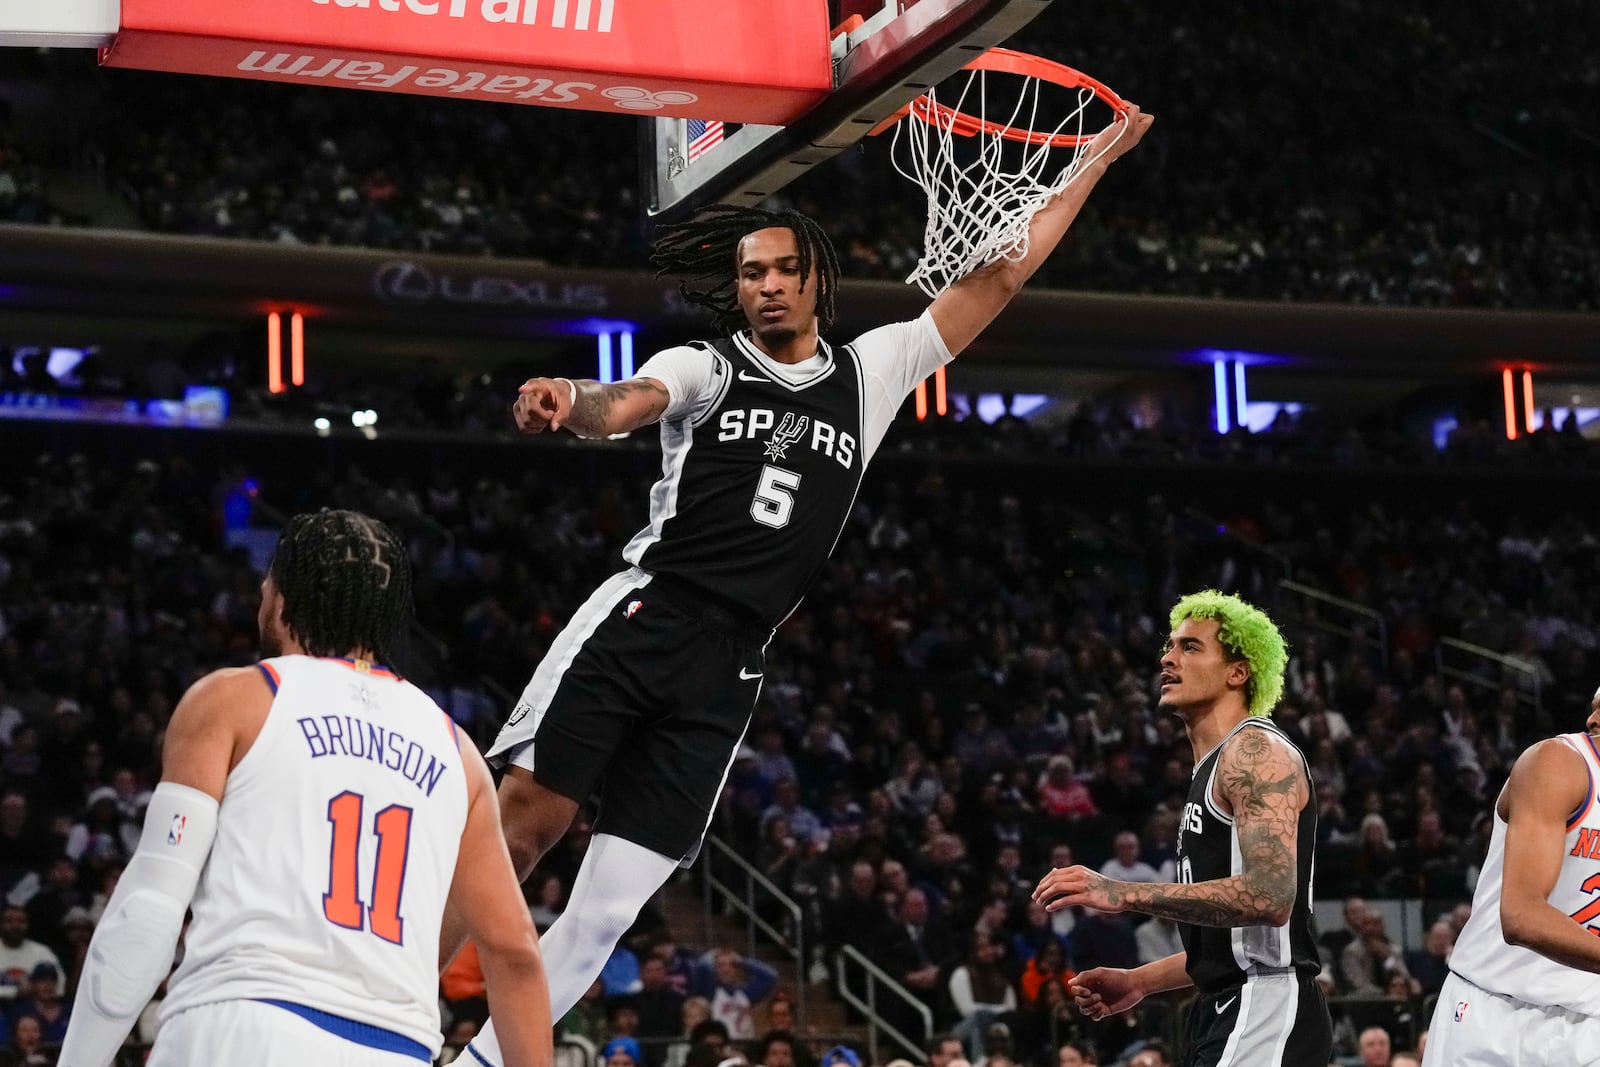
[[1448, 732, 1600, 1016], [159, 656, 469, 1056]]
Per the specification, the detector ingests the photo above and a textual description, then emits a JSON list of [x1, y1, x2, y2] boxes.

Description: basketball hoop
[[891, 47, 1130, 297]]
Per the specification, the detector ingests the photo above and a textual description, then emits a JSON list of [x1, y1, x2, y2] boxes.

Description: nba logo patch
[[1454, 1001, 1468, 1022], [624, 599, 643, 619], [168, 814, 187, 846]]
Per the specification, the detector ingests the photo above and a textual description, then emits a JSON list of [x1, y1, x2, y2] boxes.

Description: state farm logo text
[[373, 262, 608, 311], [312, 0, 615, 32], [238, 53, 698, 110]]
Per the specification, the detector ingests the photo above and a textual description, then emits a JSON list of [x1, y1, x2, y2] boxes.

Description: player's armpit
[[1499, 739, 1600, 973], [566, 376, 671, 438]]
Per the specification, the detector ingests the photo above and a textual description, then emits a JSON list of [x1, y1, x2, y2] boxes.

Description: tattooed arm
[[1034, 726, 1308, 927], [511, 376, 671, 439]]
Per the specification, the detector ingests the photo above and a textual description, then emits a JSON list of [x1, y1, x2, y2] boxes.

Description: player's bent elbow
[[1500, 899, 1535, 948]]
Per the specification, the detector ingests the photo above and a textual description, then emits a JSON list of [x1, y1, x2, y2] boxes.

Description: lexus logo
[[373, 261, 436, 304], [371, 261, 608, 311]]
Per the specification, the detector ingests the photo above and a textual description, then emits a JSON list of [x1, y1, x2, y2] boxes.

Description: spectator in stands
[[8, 1012, 46, 1065], [1035, 756, 1098, 823], [529, 872, 565, 931], [1402, 921, 1453, 998], [634, 955, 687, 1056], [1341, 907, 1414, 998], [1390, 1054, 1420, 1067], [1397, 812, 1465, 897], [879, 889, 953, 1006], [1068, 908, 1138, 973], [0, 794, 53, 894], [927, 1033, 965, 1067], [755, 1030, 806, 1067], [9, 962, 68, 1044], [691, 949, 778, 1041], [761, 779, 825, 848], [0, 907, 62, 998], [1017, 938, 1074, 1009], [1127, 1041, 1174, 1067], [558, 978, 609, 1044], [1098, 833, 1160, 885], [1134, 916, 1182, 967], [1357, 1026, 1391, 1067], [948, 930, 1017, 1056], [604, 1036, 644, 1067], [1055, 1040, 1097, 1067], [1352, 814, 1400, 896]]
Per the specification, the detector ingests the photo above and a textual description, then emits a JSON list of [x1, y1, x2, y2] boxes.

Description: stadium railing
[[1278, 579, 1389, 669], [1436, 636, 1542, 712], [701, 834, 809, 1034], [833, 944, 933, 1065]]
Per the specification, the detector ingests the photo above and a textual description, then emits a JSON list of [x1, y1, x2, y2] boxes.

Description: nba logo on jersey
[[168, 813, 187, 846], [1454, 1001, 1468, 1022], [624, 599, 643, 619]]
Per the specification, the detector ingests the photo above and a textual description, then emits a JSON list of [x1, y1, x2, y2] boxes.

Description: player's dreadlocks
[[652, 205, 841, 336], [268, 509, 413, 665]]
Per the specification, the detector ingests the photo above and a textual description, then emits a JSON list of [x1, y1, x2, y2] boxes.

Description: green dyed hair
[[1169, 590, 1288, 717]]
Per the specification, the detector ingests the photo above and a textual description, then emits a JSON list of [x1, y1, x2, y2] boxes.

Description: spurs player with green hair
[[1036, 591, 1330, 1067]]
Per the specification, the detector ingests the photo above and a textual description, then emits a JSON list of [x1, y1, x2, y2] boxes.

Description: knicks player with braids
[[450, 107, 1155, 1067], [61, 511, 552, 1067], [1035, 592, 1330, 1067]]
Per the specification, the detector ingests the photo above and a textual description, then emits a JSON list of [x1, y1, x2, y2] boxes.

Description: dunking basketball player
[[1035, 592, 1331, 1067], [1419, 685, 1600, 1067], [444, 108, 1153, 1065]]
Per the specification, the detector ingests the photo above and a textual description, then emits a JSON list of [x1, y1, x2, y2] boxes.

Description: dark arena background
[[0, 1, 1597, 1065]]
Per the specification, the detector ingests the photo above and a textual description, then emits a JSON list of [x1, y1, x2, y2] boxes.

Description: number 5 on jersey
[[324, 791, 414, 945], [752, 465, 801, 529]]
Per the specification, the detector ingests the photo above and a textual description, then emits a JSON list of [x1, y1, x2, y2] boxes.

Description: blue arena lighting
[[620, 329, 635, 380], [1213, 359, 1229, 434], [1234, 360, 1248, 429], [597, 331, 615, 384]]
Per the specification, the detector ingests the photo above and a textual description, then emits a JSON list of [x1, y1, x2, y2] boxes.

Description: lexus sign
[[372, 261, 609, 311]]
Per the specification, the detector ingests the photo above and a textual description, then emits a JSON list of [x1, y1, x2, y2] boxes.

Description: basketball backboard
[[644, 0, 1052, 222]]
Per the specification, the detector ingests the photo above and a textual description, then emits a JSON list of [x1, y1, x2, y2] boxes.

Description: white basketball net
[[892, 65, 1126, 298]]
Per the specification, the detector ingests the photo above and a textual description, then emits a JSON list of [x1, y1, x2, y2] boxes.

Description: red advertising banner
[[101, 0, 834, 124]]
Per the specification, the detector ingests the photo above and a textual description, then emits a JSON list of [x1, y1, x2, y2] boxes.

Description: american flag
[[686, 118, 725, 163]]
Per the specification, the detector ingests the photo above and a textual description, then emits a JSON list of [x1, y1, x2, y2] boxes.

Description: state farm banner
[[101, 0, 832, 124]]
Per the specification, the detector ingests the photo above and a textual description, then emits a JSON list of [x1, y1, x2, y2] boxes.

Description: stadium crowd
[[1, 0, 1596, 309], [0, 411, 1594, 1065]]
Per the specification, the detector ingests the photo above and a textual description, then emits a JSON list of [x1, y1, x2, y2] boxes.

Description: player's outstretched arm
[[512, 376, 671, 439], [1499, 738, 1600, 972], [1035, 728, 1305, 927], [60, 668, 263, 1067], [449, 739, 553, 1067], [926, 105, 1154, 358]]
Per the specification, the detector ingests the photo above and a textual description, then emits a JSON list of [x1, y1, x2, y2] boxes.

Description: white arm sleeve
[[59, 782, 219, 1067], [634, 344, 723, 425], [849, 310, 954, 463]]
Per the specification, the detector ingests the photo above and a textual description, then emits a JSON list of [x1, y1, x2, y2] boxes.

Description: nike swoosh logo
[[737, 370, 769, 383], [739, 668, 763, 680], [1215, 996, 1237, 1015]]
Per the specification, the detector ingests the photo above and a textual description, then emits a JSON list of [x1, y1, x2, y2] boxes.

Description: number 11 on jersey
[[324, 791, 414, 945]]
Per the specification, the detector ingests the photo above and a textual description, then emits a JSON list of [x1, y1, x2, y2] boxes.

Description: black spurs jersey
[[1176, 717, 1322, 991], [622, 319, 948, 632]]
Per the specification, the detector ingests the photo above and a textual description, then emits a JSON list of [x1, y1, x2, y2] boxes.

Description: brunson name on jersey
[[718, 408, 857, 469], [296, 715, 451, 796]]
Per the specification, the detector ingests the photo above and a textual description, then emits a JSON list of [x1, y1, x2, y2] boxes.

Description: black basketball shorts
[[486, 567, 765, 864], [1182, 973, 1331, 1067]]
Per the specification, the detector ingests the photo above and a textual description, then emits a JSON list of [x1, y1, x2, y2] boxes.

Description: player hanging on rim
[[1420, 684, 1600, 1067], [445, 105, 1154, 1065], [60, 511, 551, 1067], [1035, 591, 1332, 1067]]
